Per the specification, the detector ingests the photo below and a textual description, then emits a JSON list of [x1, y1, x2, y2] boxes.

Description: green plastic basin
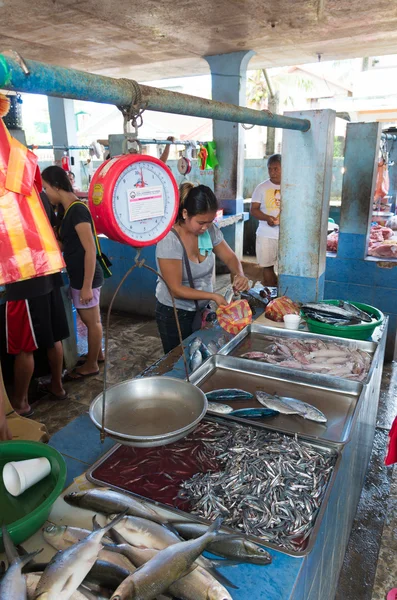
[[303, 300, 384, 341], [0, 441, 66, 550]]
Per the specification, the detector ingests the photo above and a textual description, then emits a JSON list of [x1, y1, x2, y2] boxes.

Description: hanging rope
[[100, 248, 191, 443], [117, 78, 148, 154]]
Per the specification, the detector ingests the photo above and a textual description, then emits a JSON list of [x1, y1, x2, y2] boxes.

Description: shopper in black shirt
[[42, 166, 104, 379], [4, 192, 69, 416]]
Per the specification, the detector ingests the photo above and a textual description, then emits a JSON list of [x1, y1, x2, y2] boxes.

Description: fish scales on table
[[178, 421, 336, 552], [239, 336, 371, 381]]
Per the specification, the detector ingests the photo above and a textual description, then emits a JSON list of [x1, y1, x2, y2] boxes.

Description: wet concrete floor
[[13, 276, 397, 599]]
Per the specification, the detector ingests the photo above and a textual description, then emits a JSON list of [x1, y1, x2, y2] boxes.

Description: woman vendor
[[155, 182, 249, 354]]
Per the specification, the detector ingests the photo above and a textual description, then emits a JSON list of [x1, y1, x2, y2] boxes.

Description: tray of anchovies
[[218, 324, 378, 384], [87, 416, 341, 556]]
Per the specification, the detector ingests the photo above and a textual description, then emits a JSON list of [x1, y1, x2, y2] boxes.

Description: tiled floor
[[9, 272, 397, 599]]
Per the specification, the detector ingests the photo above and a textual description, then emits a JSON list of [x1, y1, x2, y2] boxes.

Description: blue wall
[[324, 123, 397, 360]]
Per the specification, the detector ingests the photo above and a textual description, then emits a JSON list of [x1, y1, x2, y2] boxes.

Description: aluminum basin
[[89, 376, 208, 447]]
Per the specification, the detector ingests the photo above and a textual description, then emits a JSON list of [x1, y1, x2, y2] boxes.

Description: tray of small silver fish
[[86, 416, 341, 557], [218, 323, 379, 384], [189, 354, 363, 445]]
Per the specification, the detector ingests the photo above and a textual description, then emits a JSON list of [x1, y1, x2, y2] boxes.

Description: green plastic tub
[[0, 441, 66, 550], [303, 300, 384, 341]]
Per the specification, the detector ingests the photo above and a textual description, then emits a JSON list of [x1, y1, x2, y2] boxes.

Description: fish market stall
[[0, 313, 387, 600]]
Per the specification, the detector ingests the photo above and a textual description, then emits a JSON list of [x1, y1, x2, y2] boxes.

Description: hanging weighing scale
[[177, 142, 193, 176], [89, 154, 179, 247], [87, 152, 204, 447]]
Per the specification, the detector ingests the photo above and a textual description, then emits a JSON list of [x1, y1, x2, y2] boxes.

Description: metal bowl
[[89, 376, 207, 447]]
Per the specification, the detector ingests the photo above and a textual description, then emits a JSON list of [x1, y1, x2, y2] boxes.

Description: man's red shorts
[[5, 287, 69, 355], [6, 299, 38, 354]]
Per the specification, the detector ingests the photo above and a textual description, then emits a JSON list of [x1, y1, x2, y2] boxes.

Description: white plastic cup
[[283, 314, 301, 330], [3, 457, 51, 497]]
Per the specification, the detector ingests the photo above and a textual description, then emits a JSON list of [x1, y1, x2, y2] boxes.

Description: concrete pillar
[[205, 50, 255, 216], [47, 96, 82, 189], [338, 122, 381, 258], [278, 109, 336, 301]]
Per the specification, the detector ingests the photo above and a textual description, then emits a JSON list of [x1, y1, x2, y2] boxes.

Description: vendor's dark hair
[[267, 153, 281, 166], [41, 165, 74, 193], [177, 183, 218, 223]]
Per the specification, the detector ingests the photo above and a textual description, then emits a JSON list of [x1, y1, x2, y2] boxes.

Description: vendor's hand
[[167, 136, 175, 142], [212, 293, 228, 307], [80, 286, 93, 305], [267, 216, 277, 227], [0, 416, 12, 441], [233, 275, 250, 292]]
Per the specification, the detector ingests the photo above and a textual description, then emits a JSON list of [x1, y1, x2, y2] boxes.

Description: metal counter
[[218, 323, 379, 385], [189, 355, 363, 445], [86, 415, 342, 557]]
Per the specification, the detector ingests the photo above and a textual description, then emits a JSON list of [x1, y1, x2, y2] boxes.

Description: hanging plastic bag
[[0, 118, 65, 285], [385, 415, 397, 466], [216, 299, 252, 335]]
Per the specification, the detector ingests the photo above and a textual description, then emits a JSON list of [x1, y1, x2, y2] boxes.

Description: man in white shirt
[[250, 154, 281, 286]]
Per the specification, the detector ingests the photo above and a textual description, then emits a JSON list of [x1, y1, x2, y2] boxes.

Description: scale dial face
[[89, 154, 179, 247]]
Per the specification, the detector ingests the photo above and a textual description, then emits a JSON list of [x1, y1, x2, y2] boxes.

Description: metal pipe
[[0, 54, 311, 132], [138, 138, 205, 146], [28, 145, 94, 150]]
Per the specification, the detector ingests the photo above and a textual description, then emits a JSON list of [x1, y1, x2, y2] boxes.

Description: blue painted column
[[278, 109, 335, 301], [47, 97, 82, 189], [338, 122, 381, 258], [205, 50, 255, 213], [205, 51, 254, 262]]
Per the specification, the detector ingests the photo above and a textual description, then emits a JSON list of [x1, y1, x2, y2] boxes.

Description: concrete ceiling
[[1, 0, 397, 82]]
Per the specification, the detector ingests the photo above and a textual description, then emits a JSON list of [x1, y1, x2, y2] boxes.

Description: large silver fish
[[64, 488, 164, 522], [34, 512, 127, 600], [110, 517, 225, 600], [190, 349, 203, 371], [43, 524, 135, 572], [108, 528, 233, 600], [0, 524, 42, 600], [169, 521, 272, 565], [188, 337, 203, 356], [256, 391, 327, 423], [106, 514, 234, 587]]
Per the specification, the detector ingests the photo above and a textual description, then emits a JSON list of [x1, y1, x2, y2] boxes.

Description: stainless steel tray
[[87, 415, 341, 557], [190, 355, 363, 445], [218, 323, 379, 385]]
